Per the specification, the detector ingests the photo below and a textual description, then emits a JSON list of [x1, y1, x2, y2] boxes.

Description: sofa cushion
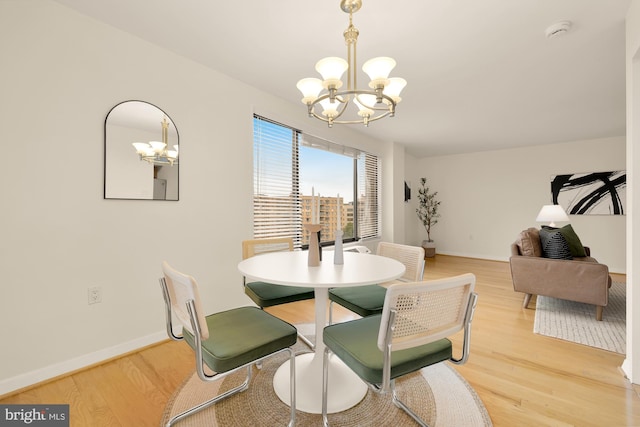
[[516, 227, 542, 257], [541, 224, 587, 257], [539, 227, 573, 259]]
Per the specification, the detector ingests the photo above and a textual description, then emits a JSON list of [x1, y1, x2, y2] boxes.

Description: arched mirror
[[104, 100, 179, 200]]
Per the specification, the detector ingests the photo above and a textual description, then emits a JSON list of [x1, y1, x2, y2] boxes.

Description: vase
[[304, 223, 322, 266], [334, 230, 344, 265], [421, 240, 436, 258]]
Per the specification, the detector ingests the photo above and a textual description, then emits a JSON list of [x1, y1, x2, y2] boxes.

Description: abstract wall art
[[550, 171, 626, 215]]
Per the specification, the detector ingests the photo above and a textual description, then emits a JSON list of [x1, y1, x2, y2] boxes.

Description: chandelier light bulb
[[132, 142, 148, 154], [297, 78, 324, 104], [354, 95, 375, 117], [383, 77, 407, 103], [149, 141, 167, 154], [315, 57, 348, 88], [362, 57, 396, 88], [319, 98, 340, 118]]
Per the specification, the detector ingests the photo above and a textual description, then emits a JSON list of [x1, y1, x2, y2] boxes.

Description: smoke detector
[[545, 21, 572, 38]]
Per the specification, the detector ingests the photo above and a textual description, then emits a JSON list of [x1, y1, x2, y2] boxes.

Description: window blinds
[[253, 116, 303, 248], [357, 152, 381, 239]]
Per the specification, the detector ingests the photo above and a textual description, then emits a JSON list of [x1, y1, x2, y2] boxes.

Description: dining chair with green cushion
[[328, 241, 425, 323], [322, 273, 478, 427], [242, 237, 315, 349], [159, 261, 297, 427]]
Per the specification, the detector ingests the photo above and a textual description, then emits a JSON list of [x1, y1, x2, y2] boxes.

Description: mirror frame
[[104, 100, 179, 201]]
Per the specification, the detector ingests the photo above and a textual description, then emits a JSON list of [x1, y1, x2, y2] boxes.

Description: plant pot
[[421, 240, 436, 258]]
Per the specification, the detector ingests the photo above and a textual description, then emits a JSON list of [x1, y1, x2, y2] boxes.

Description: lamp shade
[[383, 77, 407, 103], [132, 142, 149, 154], [315, 57, 348, 83], [297, 78, 324, 104], [149, 141, 167, 154], [319, 98, 339, 118], [354, 94, 376, 116], [362, 57, 396, 86], [536, 204, 569, 226]]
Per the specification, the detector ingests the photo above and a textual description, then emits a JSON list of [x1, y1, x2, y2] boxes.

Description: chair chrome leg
[[328, 300, 334, 325], [391, 381, 429, 427], [297, 331, 315, 351], [166, 365, 252, 427]]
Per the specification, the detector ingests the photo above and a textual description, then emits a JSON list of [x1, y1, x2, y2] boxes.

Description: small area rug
[[161, 326, 492, 426], [533, 281, 626, 354]]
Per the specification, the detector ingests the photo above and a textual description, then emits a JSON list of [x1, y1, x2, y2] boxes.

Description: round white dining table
[[237, 250, 405, 414]]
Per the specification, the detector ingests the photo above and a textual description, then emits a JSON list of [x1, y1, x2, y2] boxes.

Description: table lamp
[[536, 204, 569, 227]]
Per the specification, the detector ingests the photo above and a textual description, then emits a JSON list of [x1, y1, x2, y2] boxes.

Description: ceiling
[[53, 0, 630, 157]]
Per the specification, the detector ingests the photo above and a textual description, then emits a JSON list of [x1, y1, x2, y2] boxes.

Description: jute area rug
[[533, 281, 626, 354], [161, 327, 493, 426]]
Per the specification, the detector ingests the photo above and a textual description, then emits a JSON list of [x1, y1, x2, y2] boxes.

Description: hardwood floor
[[1, 256, 637, 426]]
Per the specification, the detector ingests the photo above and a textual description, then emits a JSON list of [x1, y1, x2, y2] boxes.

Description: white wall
[[0, 0, 395, 394], [622, 0, 640, 384], [387, 142, 406, 244], [404, 137, 626, 273]]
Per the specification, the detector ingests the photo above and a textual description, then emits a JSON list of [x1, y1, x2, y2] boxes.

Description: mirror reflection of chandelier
[[296, 0, 406, 127], [131, 117, 179, 166]]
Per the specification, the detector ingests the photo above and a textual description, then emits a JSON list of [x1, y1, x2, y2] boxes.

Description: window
[[253, 115, 380, 249]]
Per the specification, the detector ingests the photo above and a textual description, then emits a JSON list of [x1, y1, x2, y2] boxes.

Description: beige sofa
[[509, 227, 611, 321]]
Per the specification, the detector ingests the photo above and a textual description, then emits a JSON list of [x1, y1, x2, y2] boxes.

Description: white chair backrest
[[376, 242, 425, 282], [161, 261, 210, 340], [378, 273, 476, 352], [242, 237, 293, 260]]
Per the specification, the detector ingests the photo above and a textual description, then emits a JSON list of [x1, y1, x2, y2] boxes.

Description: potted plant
[[416, 177, 441, 257]]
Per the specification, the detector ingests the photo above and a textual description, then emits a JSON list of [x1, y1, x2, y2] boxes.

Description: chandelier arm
[[353, 93, 396, 111], [309, 92, 350, 122], [311, 90, 396, 110], [308, 89, 396, 127], [313, 93, 349, 105], [310, 109, 394, 125]]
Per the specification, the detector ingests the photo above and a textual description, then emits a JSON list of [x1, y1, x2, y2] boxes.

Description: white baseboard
[[435, 251, 626, 274], [0, 330, 167, 396], [435, 250, 509, 263], [621, 358, 632, 382]]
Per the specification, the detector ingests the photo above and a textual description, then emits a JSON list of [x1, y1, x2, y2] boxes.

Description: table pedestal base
[[273, 352, 367, 414]]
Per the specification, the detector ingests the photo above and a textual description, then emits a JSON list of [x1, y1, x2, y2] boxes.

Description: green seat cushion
[[329, 285, 387, 317], [323, 315, 452, 385], [245, 281, 314, 308], [182, 306, 297, 373]]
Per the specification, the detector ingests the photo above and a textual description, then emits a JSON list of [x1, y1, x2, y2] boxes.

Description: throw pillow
[[541, 224, 587, 257], [539, 227, 573, 260], [517, 227, 542, 257]]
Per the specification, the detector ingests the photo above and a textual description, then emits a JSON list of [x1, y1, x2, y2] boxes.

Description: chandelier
[[131, 117, 179, 166], [296, 0, 406, 127]]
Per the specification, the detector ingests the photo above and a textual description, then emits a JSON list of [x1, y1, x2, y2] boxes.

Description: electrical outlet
[[88, 286, 102, 305]]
